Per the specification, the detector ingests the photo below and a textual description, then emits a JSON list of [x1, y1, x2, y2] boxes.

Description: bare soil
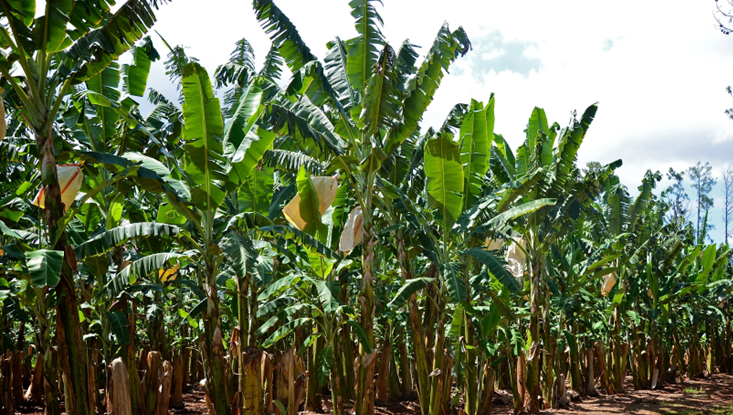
[[12, 373, 733, 415], [306, 374, 733, 415], [489, 373, 733, 415], [170, 383, 209, 414], [526, 372, 733, 415]]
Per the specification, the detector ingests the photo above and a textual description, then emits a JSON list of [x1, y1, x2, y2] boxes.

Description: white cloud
[[480, 49, 507, 60]]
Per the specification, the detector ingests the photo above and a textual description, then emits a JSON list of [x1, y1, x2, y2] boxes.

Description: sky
[[137, 0, 733, 243]]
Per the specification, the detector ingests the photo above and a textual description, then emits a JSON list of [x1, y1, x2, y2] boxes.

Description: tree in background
[[688, 162, 717, 244], [725, 87, 733, 120], [722, 166, 733, 244], [662, 167, 691, 231], [715, 1, 733, 34], [583, 161, 603, 176]]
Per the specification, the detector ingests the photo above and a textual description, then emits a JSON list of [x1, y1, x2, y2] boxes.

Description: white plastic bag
[[505, 239, 526, 278], [602, 273, 616, 296], [283, 175, 339, 230], [339, 207, 363, 252], [33, 164, 83, 213]]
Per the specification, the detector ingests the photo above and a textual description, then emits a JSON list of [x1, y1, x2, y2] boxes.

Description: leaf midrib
[[360, 1, 369, 93], [197, 72, 213, 233], [439, 136, 448, 227]]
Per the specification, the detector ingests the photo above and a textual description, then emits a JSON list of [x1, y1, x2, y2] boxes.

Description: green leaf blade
[[425, 134, 464, 228], [26, 249, 65, 288]]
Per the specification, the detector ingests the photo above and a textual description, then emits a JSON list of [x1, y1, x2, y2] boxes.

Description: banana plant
[[254, 235, 355, 415], [71, 54, 273, 414], [124, 61, 273, 415], [64, 33, 284, 414], [251, 1, 470, 412], [245, 162, 377, 415], [374, 96, 547, 415], [0, 2, 165, 413], [2, 243, 64, 414], [590, 169, 686, 392], [480, 104, 622, 412]]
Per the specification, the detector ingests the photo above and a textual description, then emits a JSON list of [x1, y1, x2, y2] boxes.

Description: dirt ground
[[323, 373, 733, 415], [12, 373, 733, 415], [488, 373, 733, 415]]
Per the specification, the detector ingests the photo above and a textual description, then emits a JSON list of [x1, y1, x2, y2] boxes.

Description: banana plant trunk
[[463, 310, 479, 415], [306, 329, 324, 411], [38, 310, 60, 415], [514, 349, 526, 413], [480, 363, 496, 415], [115, 247, 142, 415], [237, 275, 252, 350], [428, 294, 447, 415], [526, 257, 541, 413], [569, 324, 582, 394], [356, 207, 376, 415], [396, 237, 430, 415], [121, 295, 142, 415], [330, 342, 344, 415], [202, 265, 230, 415], [542, 292, 555, 407], [337, 275, 355, 400], [611, 307, 624, 393], [340, 322, 356, 400], [240, 347, 263, 415], [376, 324, 391, 402], [40, 133, 95, 415], [397, 335, 412, 398], [595, 341, 609, 393]]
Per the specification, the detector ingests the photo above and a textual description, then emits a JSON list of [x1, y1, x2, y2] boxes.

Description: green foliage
[[181, 62, 227, 214], [0, 4, 727, 415], [26, 249, 64, 288], [463, 248, 521, 293], [424, 133, 464, 228], [75, 223, 179, 259]]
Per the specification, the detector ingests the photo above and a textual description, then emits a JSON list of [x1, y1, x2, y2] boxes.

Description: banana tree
[[251, 1, 470, 412], [544, 228, 622, 395], [0, 2, 164, 413], [254, 231, 356, 415], [65, 32, 285, 413], [373, 96, 548, 415], [645, 240, 731, 381], [1, 243, 64, 414], [122, 61, 272, 415], [483, 105, 621, 412], [401, 102, 619, 413], [68, 53, 273, 414], [590, 169, 688, 392]]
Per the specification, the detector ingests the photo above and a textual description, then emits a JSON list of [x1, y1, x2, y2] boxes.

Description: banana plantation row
[[0, 1, 730, 415]]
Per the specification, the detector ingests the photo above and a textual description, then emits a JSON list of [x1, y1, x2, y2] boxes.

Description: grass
[[683, 387, 705, 394]]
